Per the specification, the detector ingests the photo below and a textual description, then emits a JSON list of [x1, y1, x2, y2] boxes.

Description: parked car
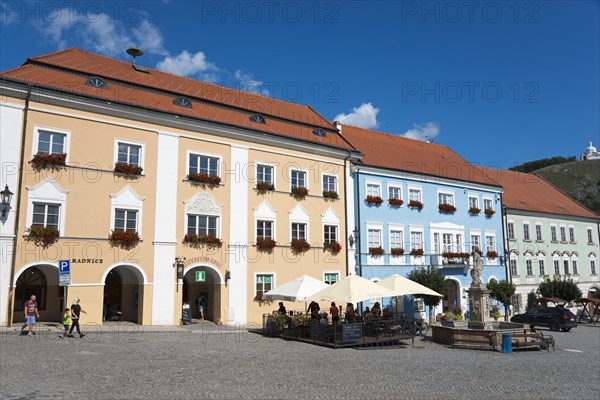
[[511, 306, 577, 331]]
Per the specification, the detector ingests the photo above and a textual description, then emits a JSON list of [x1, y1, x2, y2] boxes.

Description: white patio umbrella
[[305, 274, 397, 304], [377, 274, 443, 297], [262, 274, 328, 302]]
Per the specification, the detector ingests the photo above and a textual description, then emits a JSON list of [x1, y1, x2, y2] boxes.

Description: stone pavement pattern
[[1, 323, 598, 399]]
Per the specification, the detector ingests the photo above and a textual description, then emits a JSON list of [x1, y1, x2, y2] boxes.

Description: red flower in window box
[[183, 233, 223, 250], [365, 195, 384, 206], [438, 203, 457, 214], [442, 252, 470, 261], [114, 162, 143, 177], [390, 247, 405, 256], [408, 200, 424, 210], [256, 237, 277, 253], [108, 230, 140, 250], [484, 208, 496, 217], [323, 241, 342, 255], [290, 239, 310, 255], [290, 187, 308, 201], [409, 248, 424, 256], [486, 250, 498, 259], [29, 153, 67, 171], [471, 249, 483, 256], [369, 246, 385, 257], [322, 190, 339, 200], [25, 226, 60, 248], [388, 198, 404, 207], [187, 173, 221, 188], [255, 181, 275, 195], [468, 207, 481, 215]]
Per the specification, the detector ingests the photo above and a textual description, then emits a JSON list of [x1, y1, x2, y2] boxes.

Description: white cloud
[[155, 50, 217, 79], [0, 3, 18, 25], [132, 20, 167, 56], [334, 103, 380, 129], [402, 121, 440, 142], [233, 70, 269, 96]]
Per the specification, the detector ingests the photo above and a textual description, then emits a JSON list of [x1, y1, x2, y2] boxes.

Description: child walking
[[60, 308, 71, 339]]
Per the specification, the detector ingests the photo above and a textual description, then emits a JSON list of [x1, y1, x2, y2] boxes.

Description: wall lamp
[[1, 185, 14, 217]]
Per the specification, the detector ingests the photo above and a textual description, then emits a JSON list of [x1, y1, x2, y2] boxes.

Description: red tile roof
[[1, 48, 354, 151], [482, 167, 599, 219], [340, 124, 501, 187]]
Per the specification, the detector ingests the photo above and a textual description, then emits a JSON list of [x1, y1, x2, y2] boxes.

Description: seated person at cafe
[[345, 303, 356, 323], [371, 302, 382, 318], [319, 312, 328, 325], [278, 302, 287, 315], [382, 307, 391, 320], [363, 307, 373, 321]]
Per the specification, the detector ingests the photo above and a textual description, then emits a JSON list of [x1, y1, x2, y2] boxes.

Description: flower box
[[29, 153, 67, 171], [442, 252, 470, 263], [253, 292, 273, 306], [484, 208, 495, 217], [291, 239, 310, 255], [114, 162, 143, 177], [486, 250, 498, 259], [408, 200, 424, 210], [438, 203, 457, 214], [468, 207, 481, 215], [388, 198, 404, 207], [409, 248, 424, 256], [365, 195, 384, 206], [390, 247, 405, 256], [255, 181, 275, 194], [369, 246, 385, 257], [187, 173, 221, 187], [256, 237, 277, 253], [290, 187, 308, 201], [323, 241, 342, 255], [183, 233, 223, 250], [322, 190, 339, 200], [26, 226, 59, 248], [108, 230, 140, 250]]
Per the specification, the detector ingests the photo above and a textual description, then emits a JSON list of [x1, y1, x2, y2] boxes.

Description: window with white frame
[[256, 220, 273, 240], [390, 230, 403, 249], [291, 223, 307, 241], [388, 186, 401, 200], [188, 215, 218, 236], [483, 198, 492, 211], [442, 234, 453, 252], [551, 226, 557, 242], [408, 188, 422, 202], [438, 192, 454, 206], [563, 260, 569, 275], [118, 142, 142, 166], [572, 259, 578, 275], [468, 197, 479, 209], [324, 225, 338, 243], [257, 164, 274, 185], [471, 234, 481, 252], [553, 259, 560, 275], [189, 153, 219, 176], [367, 183, 381, 197], [114, 209, 138, 232], [523, 223, 530, 240], [410, 231, 423, 250], [535, 224, 543, 241], [591, 259, 597, 275], [32, 203, 60, 229], [485, 235, 495, 253], [509, 258, 518, 276], [507, 222, 515, 240], [569, 227, 575, 242], [526, 259, 533, 276], [291, 170, 307, 189], [368, 229, 382, 248], [322, 175, 337, 192], [538, 259, 545, 276], [588, 228, 594, 244], [37, 130, 66, 155], [456, 234, 462, 251], [324, 273, 339, 285], [560, 226, 566, 242], [256, 274, 273, 296]]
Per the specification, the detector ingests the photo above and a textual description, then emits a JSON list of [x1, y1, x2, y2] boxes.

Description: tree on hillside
[[487, 279, 516, 321], [509, 156, 576, 173], [537, 276, 582, 302], [407, 267, 447, 323]]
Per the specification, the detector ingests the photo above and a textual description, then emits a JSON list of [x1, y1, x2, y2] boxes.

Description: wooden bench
[[510, 330, 554, 352], [451, 331, 495, 350]]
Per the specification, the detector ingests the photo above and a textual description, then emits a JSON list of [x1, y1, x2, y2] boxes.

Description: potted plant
[[365, 195, 384, 206], [468, 207, 481, 215], [290, 239, 310, 255], [108, 230, 141, 250], [114, 162, 143, 177], [484, 208, 495, 217], [256, 237, 277, 253], [390, 247, 405, 256], [408, 200, 424, 210], [322, 190, 339, 200], [486, 250, 498, 259], [438, 203, 457, 214], [388, 198, 404, 207], [323, 241, 342, 255], [369, 246, 385, 257], [253, 292, 273, 306], [25, 226, 60, 248], [29, 153, 67, 171], [409, 248, 424, 256], [183, 233, 223, 250], [290, 187, 308, 201], [187, 173, 221, 188], [442, 252, 470, 263], [256, 181, 275, 195]]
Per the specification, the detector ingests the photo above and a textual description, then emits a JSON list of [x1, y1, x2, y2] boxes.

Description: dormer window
[[313, 128, 326, 137], [173, 97, 193, 109], [250, 114, 266, 124], [86, 77, 108, 90]]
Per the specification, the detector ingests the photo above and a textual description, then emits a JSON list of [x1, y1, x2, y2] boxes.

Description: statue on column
[[470, 246, 483, 286]]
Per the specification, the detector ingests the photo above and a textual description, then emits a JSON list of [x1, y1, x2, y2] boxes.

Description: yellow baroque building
[[0, 48, 361, 326]]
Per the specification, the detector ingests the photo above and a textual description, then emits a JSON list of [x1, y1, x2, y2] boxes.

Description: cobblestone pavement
[[1, 323, 598, 400]]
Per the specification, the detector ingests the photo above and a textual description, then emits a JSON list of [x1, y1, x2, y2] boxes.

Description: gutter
[[501, 202, 512, 321], [343, 150, 351, 277]]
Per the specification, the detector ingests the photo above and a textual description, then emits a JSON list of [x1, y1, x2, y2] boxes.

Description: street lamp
[[1, 185, 14, 217], [174, 257, 186, 292]]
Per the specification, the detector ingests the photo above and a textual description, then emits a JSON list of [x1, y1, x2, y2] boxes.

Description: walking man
[[68, 297, 87, 338], [23, 294, 40, 336]]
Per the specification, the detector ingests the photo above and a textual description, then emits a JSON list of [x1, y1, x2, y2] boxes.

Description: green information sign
[[195, 271, 206, 282]]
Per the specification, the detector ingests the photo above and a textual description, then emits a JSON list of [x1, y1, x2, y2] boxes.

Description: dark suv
[[511, 307, 577, 332]]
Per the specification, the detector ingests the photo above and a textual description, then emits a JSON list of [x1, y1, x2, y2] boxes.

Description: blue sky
[[1, 0, 598, 169]]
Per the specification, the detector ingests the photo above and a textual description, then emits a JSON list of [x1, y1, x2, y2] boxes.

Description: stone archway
[[102, 264, 145, 324], [13, 264, 61, 323], [183, 265, 223, 323]]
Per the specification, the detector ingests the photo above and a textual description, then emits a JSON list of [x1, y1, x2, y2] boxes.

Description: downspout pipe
[[355, 167, 362, 277], [6, 84, 31, 327], [342, 150, 351, 277], [501, 202, 512, 321]]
